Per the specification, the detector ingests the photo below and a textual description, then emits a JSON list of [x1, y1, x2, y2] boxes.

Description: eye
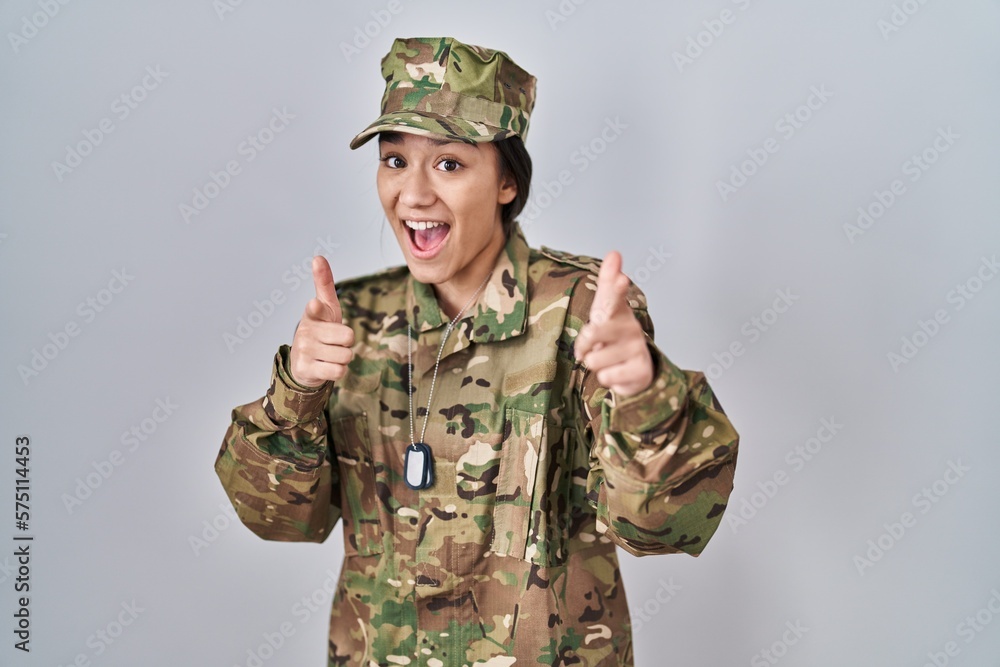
[[436, 158, 461, 173], [381, 155, 405, 169]]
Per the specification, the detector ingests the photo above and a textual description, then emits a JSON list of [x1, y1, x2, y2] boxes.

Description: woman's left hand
[[574, 250, 655, 398]]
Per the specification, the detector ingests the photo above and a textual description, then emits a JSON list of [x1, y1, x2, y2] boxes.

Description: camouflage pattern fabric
[[349, 36, 537, 150], [214, 221, 740, 666]]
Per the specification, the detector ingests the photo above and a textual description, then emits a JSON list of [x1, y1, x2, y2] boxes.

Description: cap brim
[[349, 110, 515, 150]]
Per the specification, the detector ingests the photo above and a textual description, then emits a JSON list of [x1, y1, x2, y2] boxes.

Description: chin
[[405, 263, 448, 286]]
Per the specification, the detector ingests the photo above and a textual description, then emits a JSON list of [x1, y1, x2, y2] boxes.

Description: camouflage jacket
[[214, 221, 740, 666]]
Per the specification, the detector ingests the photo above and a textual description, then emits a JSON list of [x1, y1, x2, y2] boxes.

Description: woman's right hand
[[288, 256, 355, 387]]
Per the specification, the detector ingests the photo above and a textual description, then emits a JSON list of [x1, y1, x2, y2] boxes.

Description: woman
[[215, 36, 740, 666]]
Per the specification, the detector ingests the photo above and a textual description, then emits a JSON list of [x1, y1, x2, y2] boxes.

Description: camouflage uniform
[[215, 221, 740, 666]]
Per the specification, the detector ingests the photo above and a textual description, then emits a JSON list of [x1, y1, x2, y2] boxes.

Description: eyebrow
[[379, 133, 461, 147]]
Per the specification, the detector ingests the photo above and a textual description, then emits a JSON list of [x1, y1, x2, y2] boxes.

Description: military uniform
[[214, 221, 740, 666]]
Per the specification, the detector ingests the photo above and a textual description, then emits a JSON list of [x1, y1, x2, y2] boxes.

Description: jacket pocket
[[330, 412, 384, 557], [489, 407, 569, 567]]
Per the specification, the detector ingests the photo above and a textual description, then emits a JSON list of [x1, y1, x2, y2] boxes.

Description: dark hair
[[493, 135, 532, 238]]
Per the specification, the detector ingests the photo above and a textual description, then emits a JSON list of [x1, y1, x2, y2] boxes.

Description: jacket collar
[[405, 220, 530, 344]]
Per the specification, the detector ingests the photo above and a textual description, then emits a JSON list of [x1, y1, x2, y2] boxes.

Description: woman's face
[[376, 132, 516, 289]]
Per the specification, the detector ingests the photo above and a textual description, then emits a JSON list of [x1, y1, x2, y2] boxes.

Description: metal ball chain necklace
[[404, 269, 493, 490]]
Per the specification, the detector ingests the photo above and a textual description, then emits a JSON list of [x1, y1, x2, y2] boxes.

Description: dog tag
[[404, 442, 434, 490]]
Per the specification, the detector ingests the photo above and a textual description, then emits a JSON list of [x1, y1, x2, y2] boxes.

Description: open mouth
[[404, 219, 451, 257]]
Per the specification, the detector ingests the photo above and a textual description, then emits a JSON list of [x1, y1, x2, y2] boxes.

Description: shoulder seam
[[537, 246, 650, 315], [538, 245, 602, 274]]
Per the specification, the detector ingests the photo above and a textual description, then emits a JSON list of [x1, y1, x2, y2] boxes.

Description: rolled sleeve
[[607, 338, 689, 437], [269, 344, 333, 425]]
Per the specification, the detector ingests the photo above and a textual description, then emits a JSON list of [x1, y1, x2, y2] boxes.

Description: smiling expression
[[376, 132, 517, 291]]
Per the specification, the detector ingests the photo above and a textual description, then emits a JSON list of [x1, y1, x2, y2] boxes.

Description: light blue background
[[2, 1, 999, 665]]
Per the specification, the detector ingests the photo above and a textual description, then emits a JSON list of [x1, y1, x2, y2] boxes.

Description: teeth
[[405, 220, 447, 231]]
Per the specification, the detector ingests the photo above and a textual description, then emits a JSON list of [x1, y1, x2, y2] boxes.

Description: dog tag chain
[[405, 270, 493, 490]]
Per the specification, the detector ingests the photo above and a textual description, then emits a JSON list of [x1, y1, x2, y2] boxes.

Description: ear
[[497, 172, 517, 206]]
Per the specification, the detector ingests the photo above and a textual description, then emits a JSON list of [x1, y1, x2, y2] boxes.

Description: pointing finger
[[589, 251, 629, 325], [311, 256, 342, 323]]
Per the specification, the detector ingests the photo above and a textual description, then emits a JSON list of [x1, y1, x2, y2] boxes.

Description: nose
[[397, 163, 436, 209]]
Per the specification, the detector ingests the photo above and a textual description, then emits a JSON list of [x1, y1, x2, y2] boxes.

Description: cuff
[[268, 344, 333, 424], [607, 340, 689, 435]]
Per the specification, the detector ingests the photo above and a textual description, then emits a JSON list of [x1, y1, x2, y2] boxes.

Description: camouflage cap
[[349, 36, 537, 150]]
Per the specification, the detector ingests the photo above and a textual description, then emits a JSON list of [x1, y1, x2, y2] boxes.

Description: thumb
[[590, 250, 628, 325], [311, 255, 342, 323]]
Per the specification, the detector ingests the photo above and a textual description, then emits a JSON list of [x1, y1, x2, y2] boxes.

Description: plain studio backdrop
[[2, 1, 999, 665]]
